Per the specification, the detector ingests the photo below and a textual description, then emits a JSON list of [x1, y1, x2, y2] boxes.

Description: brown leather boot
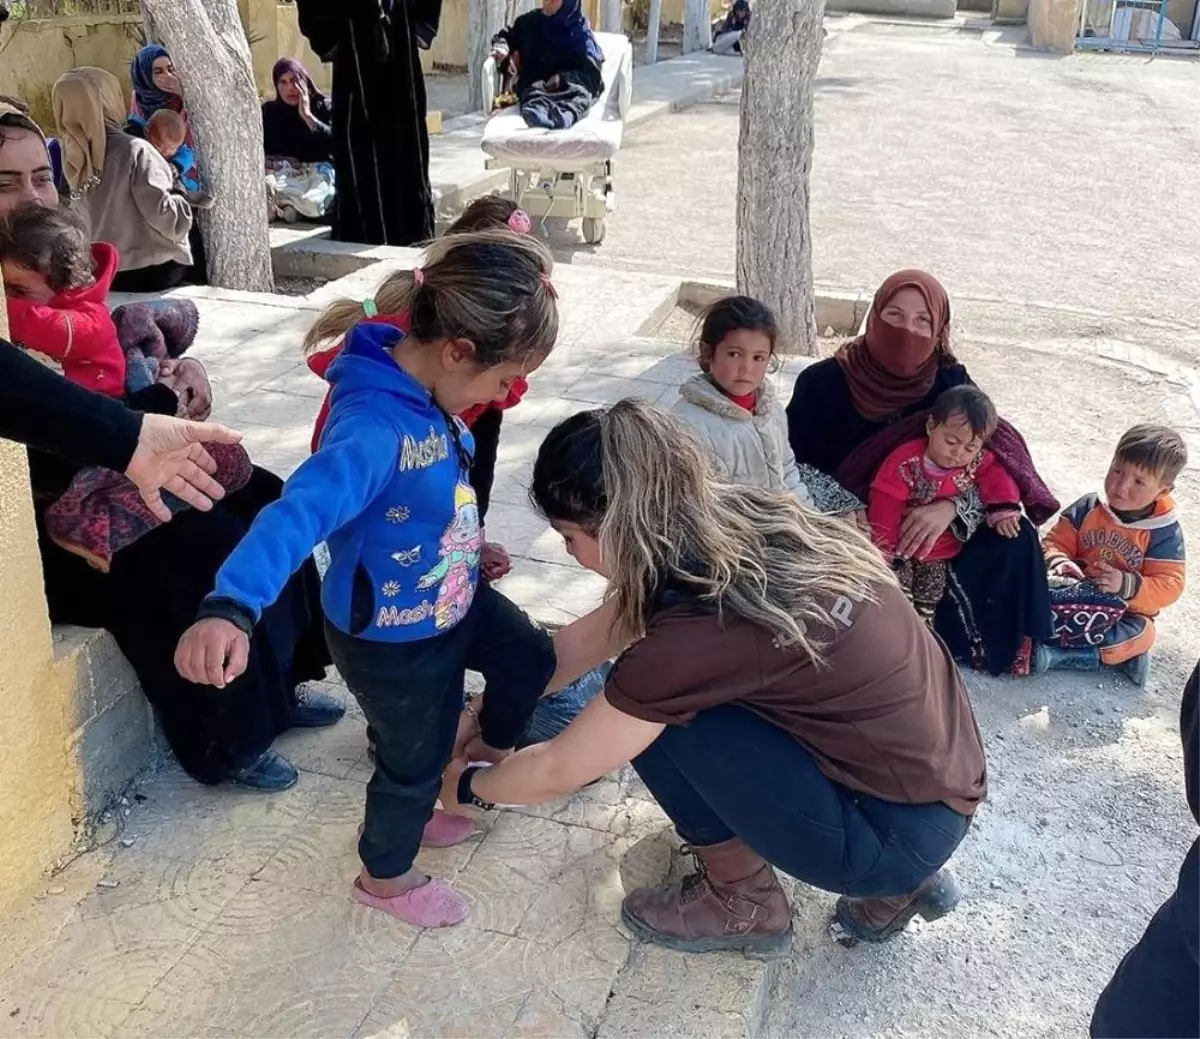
[[620, 837, 793, 959], [832, 868, 962, 946]]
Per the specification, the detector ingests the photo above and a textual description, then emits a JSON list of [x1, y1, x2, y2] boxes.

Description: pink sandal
[[352, 876, 469, 927], [422, 809, 475, 848]]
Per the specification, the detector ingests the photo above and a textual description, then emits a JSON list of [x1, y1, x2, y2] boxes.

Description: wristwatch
[[457, 765, 495, 810]]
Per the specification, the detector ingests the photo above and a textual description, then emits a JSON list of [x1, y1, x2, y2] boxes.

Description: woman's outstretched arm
[[447, 693, 664, 808]]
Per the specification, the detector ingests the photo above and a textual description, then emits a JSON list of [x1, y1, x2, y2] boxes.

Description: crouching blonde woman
[[443, 400, 987, 955]]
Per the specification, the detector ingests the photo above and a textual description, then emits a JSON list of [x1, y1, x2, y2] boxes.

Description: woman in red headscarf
[[786, 270, 1056, 676]]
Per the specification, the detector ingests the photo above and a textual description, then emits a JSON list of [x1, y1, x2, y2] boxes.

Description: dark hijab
[[834, 269, 956, 422], [540, 0, 603, 64], [271, 57, 329, 108], [721, 1, 751, 32], [262, 57, 332, 163], [130, 44, 180, 119]]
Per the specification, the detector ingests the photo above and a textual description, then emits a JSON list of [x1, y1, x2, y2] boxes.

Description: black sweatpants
[[325, 582, 555, 879]]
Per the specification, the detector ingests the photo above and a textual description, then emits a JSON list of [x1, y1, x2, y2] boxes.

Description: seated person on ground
[[146, 109, 211, 209], [490, 0, 604, 130], [52, 67, 195, 294], [1038, 423, 1187, 687], [671, 294, 861, 516], [869, 386, 1021, 624], [262, 58, 333, 166], [712, 0, 751, 55]]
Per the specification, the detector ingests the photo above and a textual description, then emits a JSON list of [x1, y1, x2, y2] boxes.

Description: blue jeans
[[519, 662, 611, 747], [632, 704, 972, 898]]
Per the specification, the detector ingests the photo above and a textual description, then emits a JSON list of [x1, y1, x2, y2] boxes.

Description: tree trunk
[[682, 0, 711, 52], [736, 0, 823, 355], [601, 0, 622, 31], [644, 0, 663, 62], [469, 0, 507, 112], [139, 0, 273, 292]]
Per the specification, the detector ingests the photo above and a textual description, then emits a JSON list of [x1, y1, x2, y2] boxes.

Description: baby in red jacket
[[0, 202, 125, 397], [869, 385, 1022, 623]]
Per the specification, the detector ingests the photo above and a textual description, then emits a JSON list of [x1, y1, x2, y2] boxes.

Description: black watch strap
[[457, 765, 495, 810]]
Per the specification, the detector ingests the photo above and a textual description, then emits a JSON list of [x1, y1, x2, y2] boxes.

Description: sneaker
[[226, 749, 298, 791], [1119, 653, 1151, 687], [294, 687, 346, 728]]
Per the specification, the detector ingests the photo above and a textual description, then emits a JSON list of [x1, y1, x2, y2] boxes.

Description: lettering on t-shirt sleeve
[[830, 594, 858, 629]]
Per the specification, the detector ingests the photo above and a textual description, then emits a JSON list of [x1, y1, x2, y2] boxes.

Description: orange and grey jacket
[[1043, 493, 1186, 617]]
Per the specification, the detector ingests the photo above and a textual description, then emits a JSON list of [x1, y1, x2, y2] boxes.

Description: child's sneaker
[[1033, 643, 1101, 673], [1119, 653, 1151, 687]]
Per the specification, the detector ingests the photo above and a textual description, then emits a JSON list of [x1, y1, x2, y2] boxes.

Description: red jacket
[[305, 309, 528, 452], [869, 438, 1021, 561], [5, 243, 125, 397]]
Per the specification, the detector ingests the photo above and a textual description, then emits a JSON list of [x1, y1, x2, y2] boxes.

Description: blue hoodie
[[204, 322, 482, 643]]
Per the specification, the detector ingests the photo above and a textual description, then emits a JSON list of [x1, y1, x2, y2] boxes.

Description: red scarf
[[836, 269, 956, 422]]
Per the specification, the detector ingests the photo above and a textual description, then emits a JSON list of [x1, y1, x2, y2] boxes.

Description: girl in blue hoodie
[[175, 229, 560, 928]]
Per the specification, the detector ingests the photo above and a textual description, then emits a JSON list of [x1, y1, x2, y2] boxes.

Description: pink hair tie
[[412, 267, 425, 288], [508, 209, 532, 235], [541, 272, 557, 299]]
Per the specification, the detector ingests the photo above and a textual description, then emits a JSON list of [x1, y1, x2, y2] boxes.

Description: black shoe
[[226, 749, 298, 791], [294, 687, 346, 728], [414, 21, 436, 50]]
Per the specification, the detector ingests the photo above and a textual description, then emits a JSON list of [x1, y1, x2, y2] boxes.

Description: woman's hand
[[897, 499, 957, 560], [161, 358, 213, 421], [296, 79, 320, 130], [175, 618, 249, 687], [127, 413, 242, 520]]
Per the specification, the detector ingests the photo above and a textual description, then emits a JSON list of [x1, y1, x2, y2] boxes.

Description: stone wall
[[0, 13, 143, 130]]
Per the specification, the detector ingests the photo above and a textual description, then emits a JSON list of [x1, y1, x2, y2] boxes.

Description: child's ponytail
[[302, 271, 417, 356]]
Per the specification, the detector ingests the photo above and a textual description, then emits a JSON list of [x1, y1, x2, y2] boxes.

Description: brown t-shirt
[[605, 583, 987, 816]]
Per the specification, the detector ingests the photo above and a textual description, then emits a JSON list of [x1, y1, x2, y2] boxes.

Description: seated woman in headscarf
[[125, 44, 200, 194], [712, 1, 751, 55], [262, 58, 333, 165], [786, 270, 1058, 677], [53, 67, 195, 293], [490, 0, 604, 130]]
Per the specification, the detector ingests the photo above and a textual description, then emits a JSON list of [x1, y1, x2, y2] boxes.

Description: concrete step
[[52, 626, 164, 829]]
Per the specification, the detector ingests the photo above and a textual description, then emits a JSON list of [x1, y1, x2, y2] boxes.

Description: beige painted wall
[[0, 288, 80, 916], [0, 14, 142, 134]]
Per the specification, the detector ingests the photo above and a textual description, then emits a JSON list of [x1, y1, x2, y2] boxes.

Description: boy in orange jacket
[[1038, 424, 1187, 686]]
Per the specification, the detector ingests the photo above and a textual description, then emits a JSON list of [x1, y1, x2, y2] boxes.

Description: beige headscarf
[[52, 67, 128, 194], [0, 94, 46, 139]]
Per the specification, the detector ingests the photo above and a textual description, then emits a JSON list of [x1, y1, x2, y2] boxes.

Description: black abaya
[[35, 465, 330, 784], [296, 0, 434, 246]]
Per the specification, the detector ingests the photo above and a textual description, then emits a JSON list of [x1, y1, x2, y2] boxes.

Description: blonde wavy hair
[[303, 213, 547, 358], [531, 399, 896, 665]]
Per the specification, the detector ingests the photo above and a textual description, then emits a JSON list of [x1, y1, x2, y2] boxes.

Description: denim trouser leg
[[518, 662, 611, 747], [631, 704, 971, 898]]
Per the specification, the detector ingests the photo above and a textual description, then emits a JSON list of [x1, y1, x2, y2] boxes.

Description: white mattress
[[481, 32, 631, 169]]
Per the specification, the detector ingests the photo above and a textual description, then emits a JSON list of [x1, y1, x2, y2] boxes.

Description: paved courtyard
[[1, 21, 1199, 1039]]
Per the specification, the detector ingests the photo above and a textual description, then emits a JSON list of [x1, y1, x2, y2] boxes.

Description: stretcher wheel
[[582, 217, 606, 245]]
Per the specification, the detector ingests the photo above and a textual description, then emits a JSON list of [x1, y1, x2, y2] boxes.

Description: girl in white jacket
[[671, 295, 861, 515]]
